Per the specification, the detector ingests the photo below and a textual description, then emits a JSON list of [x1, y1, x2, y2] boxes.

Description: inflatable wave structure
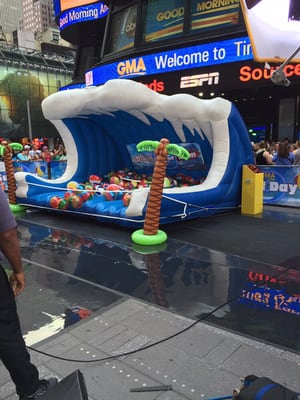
[[15, 79, 254, 227]]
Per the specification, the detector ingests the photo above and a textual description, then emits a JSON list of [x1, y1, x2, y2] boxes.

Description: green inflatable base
[[132, 242, 167, 255], [9, 203, 26, 214], [131, 229, 168, 246]]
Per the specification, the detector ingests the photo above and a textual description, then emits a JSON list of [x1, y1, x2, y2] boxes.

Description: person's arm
[[264, 151, 273, 165], [0, 227, 25, 295]]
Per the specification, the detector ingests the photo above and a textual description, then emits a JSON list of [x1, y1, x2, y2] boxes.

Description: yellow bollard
[[241, 165, 264, 215]]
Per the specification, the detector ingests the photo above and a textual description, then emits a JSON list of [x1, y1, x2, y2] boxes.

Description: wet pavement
[[1, 206, 300, 400], [8, 207, 300, 353]]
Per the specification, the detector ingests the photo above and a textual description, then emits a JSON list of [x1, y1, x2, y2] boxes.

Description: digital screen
[[108, 5, 137, 53], [60, 0, 97, 12], [143, 0, 184, 43], [86, 36, 253, 86], [58, 3, 109, 31], [240, 0, 300, 62], [190, 0, 241, 33]]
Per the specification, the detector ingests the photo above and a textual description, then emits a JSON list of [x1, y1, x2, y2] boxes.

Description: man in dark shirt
[[0, 188, 57, 399]]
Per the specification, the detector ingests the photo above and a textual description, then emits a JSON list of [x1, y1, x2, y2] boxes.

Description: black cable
[[27, 265, 295, 363]]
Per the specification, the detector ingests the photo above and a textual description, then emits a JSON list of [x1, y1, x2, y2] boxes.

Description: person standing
[[272, 142, 294, 165], [255, 141, 273, 165], [0, 187, 57, 399], [16, 145, 32, 161]]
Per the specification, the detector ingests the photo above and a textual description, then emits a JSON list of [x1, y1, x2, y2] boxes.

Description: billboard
[[0, 67, 72, 139], [60, 0, 97, 12], [86, 36, 253, 86], [240, 0, 300, 62]]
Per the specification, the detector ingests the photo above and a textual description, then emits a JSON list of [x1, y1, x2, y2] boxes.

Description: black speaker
[[236, 376, 298, 400], [41, 370, 88, 400]]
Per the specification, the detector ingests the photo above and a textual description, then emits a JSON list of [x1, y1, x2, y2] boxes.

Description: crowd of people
[[253, 139, 300, 166], [0, 141, 67, 162]]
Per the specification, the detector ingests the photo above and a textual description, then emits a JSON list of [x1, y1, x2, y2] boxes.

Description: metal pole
[[26, 99, 33, 142], [271, 45, 300, 86], [276, 46, 300, 72]]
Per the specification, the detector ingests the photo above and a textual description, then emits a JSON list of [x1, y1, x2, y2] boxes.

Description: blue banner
[[85, 36, 253, 86], [12, 161, 67, 180], [127, 142, 206, 177], [260, 165, 300, 207], [0, 161, 7, 190]]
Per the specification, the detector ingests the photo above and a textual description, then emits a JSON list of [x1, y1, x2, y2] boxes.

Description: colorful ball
[[122, 192, 131, 207], [69, 195, 83, 209], [163, 177, 171, 188], [81, 190, 93, 202], [110, 175, 120, 185], [49, 196, 60, 208], [67, 181, 78, 191], [89, 175, 102, 186], [103, 184, 122, 201], [58, 199, 68, 210], [102, 191, 114, 201], [84, 183, 93, 191], [64, 191, 73, 200], [76, 184, 85, 193]]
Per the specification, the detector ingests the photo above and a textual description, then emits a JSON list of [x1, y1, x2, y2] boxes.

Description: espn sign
[[180, 72, 219, 88]]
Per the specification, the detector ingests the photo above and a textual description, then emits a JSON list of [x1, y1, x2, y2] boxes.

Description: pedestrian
[[272, 142, 294, 165], [0, 187, 58, 399], [255, 140, 273, 165]]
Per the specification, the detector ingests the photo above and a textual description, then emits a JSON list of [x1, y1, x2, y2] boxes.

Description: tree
[[0, 141, 25, 212], [131, 138, 190, 246]]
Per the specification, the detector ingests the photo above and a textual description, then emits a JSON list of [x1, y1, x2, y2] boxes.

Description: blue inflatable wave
[[15, 79, 254, 227]]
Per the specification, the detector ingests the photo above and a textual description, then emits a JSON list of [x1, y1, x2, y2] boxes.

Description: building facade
[[0, 1, 23, 35], [0, 44, 73, 144], [21, 0, 55, 33]]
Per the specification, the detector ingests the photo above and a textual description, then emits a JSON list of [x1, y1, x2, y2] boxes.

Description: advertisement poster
[[0, 66, 72, 140], [0, 161, 7, 190], [260, 165, 300, 207], [144, 0, 184, 43], [12, 161, 67, 180], [127, 142, 206, 178], [191, 0, 241, 33], [109, 5, 137, 53]]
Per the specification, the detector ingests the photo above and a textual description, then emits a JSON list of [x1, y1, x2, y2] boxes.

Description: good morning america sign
[[86, 36, 253, 86], [57, 2, 109, 30]]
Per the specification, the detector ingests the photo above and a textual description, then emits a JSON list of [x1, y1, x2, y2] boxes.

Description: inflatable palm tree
[[0, 141, 25, 212], [131, 138, 190, 246]]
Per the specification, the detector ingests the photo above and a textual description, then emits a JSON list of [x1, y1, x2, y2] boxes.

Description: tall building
[[0, 0, 55, 36], [21, 0, 55, 33], [0, 1, 23, 34]]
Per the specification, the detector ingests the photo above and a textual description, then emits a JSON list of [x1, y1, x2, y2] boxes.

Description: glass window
[[107, 5, 137, 54], [190, 0, 241, 34], [143, 0, 184, 43], [75, 44, 98, 78]]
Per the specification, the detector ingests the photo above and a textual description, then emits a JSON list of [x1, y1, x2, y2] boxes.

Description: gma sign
[[240, 0, 300, 62]]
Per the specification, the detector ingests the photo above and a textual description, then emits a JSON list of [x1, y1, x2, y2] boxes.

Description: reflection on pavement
[[14, 215, 300, 352]]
